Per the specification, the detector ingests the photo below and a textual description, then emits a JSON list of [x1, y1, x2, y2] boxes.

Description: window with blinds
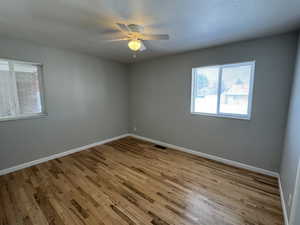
[[0, 59, 45, 121]]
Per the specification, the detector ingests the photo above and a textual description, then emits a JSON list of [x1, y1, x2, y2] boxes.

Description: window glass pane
[[0, 61, 13, 117], [14, 64, 42, 114], [193, 67, 219, 114], [220, 65, 252, 115]]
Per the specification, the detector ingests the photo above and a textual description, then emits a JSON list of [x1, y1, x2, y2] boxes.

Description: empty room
[[1, 1, 300, 225]]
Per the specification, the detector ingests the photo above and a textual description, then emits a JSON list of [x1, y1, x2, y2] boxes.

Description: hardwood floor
[[0, 137, 283, 225]]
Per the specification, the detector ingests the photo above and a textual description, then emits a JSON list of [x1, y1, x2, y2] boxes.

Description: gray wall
[[280, 33, 300, 219], [129, 33, 298, 172], [0, 33, 298, 175], [0, 38, 129, 170]]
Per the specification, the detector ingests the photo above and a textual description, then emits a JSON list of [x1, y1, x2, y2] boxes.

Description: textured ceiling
[[0, 0, 300, 63]]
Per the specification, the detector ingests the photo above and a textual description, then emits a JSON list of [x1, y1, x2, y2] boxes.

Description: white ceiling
[[0, 0, 300, 63]]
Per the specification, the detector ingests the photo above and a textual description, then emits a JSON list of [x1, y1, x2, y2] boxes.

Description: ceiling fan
[[106, 23, 170, 52]]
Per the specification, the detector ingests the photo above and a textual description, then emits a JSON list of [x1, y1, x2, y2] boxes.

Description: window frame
[[0, 58, 47, 122], [190, 61, 255, 120]]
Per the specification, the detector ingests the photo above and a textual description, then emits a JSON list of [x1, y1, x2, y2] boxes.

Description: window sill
[[190, 112, 251, 121], [0, 113, 48, 122]]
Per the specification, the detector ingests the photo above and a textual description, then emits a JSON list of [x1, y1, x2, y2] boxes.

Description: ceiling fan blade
[[139, 41, 147, 51], [116, 23, 130, 33], [142, 34, 169, 40], [104, 38, 129, 42]]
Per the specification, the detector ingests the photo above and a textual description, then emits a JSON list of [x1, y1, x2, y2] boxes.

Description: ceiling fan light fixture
[[128, 39, 141, 51]]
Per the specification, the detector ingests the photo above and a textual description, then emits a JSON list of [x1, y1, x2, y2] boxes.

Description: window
[[0, 59, 46, 121], [191, 61, 255, 120]]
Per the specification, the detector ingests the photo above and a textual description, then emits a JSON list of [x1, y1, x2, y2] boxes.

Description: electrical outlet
[[288, 194, 293, 207], [133, 127, 137, 131]]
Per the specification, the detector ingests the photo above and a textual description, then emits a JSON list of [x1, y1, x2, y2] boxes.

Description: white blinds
[[0, 59, 44, 120], [0, 61, 12, 117]]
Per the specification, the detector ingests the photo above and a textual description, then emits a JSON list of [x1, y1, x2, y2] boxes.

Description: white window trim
[[0, 58, 47, 122], [0, 113, 47, 122], [190, 61, 255, 120]]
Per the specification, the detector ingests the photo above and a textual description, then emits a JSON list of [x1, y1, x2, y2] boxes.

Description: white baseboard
[[129, 133, 279, 178], [0, 133, 130, 176], [0, 132, 278, 178], [0, 132, 279, 178], [279, 176, 289, 225]]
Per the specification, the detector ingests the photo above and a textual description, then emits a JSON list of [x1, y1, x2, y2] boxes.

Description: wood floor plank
[[0, 137, 284, 225]]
